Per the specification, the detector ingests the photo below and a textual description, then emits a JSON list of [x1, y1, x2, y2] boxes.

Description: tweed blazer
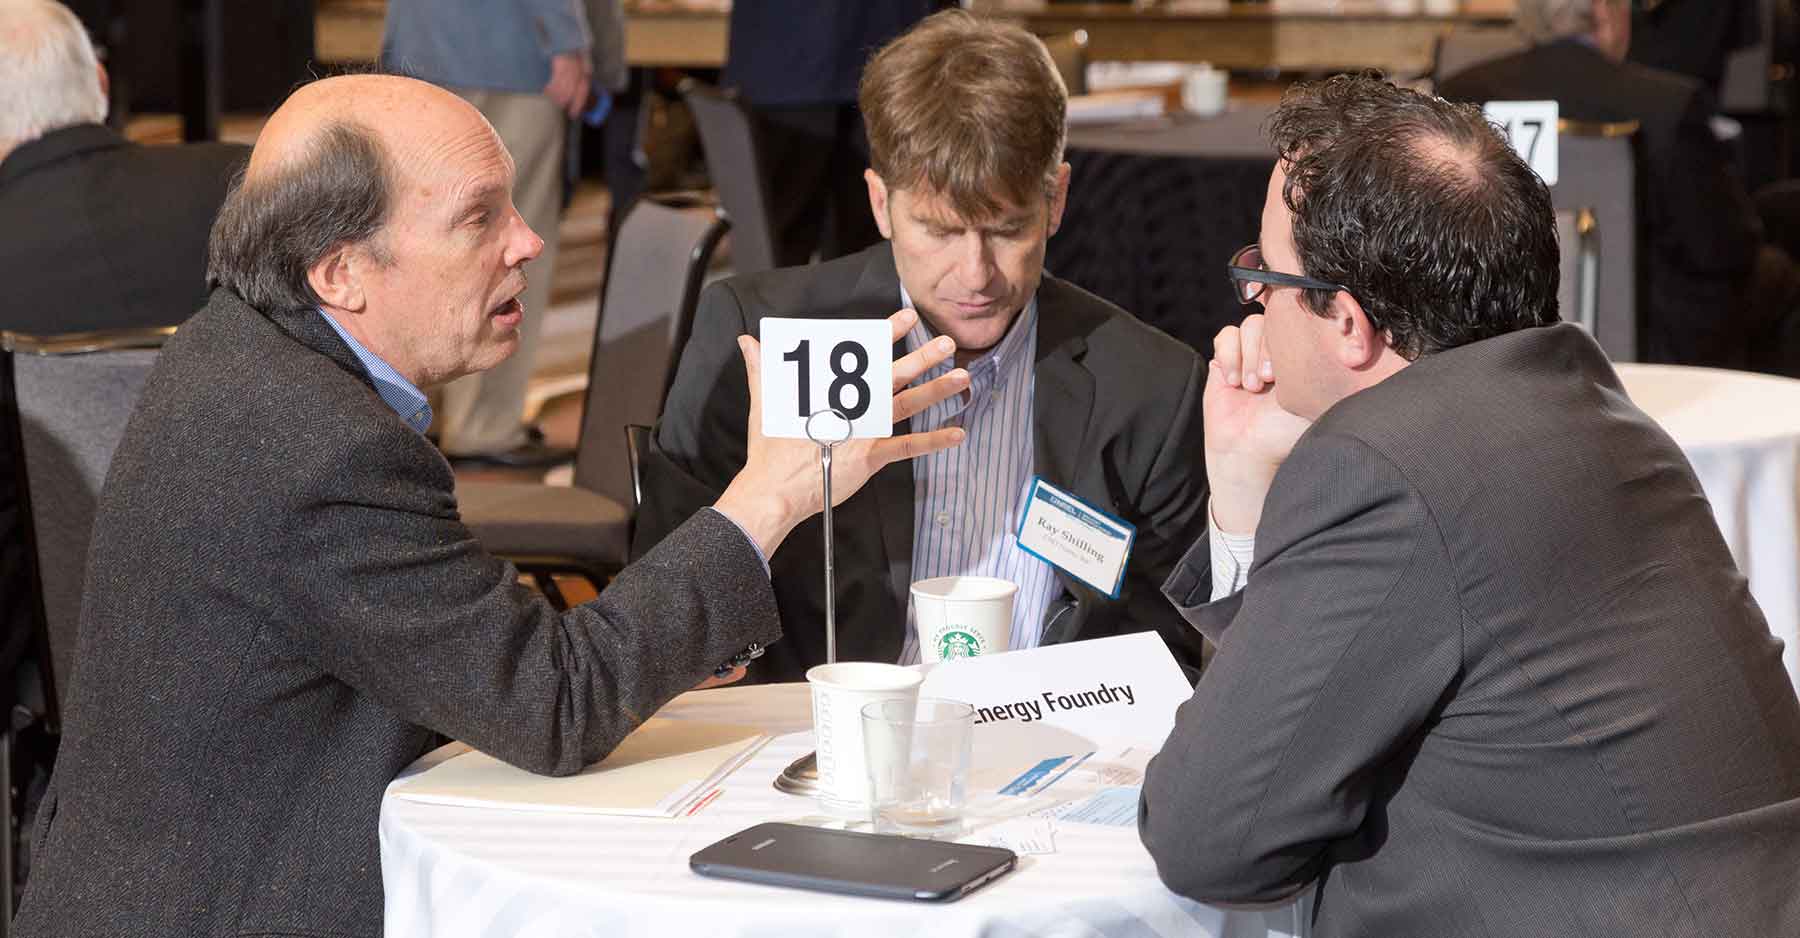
[[1142, 324, 1800, 937], [15, 289, 781, 937], [632, 242, 1211, 682]]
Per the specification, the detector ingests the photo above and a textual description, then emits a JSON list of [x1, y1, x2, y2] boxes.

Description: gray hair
[[206, 121, 395, 312], [1513, 0, 1626, 44], [0, 0, 108, 148]]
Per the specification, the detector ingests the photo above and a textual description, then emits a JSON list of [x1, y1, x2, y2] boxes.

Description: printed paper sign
[[1484, 100, 1559, 186], [919, 631, 1191, 748], [1015, 477, 1135, 598], [758, 318, 893, 440]]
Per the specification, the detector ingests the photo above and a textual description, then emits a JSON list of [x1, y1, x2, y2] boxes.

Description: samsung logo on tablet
[[929, 859, 959, 873]]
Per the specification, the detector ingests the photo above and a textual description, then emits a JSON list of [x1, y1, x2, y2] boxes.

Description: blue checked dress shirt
[[316, 310, 433, 434], [897, 289, 1061, 665]]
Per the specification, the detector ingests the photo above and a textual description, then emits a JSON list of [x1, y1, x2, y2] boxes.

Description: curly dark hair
[[1266, 74, 1561, 359]]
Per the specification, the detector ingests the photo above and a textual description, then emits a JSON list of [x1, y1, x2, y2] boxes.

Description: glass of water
[[862, 697, 975, 838]]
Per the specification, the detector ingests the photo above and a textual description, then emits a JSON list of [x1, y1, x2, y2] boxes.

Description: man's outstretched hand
[[714, 308, 969, 557]]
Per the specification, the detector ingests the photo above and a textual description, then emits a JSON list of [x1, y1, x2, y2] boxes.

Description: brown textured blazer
[[15, 289, 781, 937], [1143, 324, 1800, 937]]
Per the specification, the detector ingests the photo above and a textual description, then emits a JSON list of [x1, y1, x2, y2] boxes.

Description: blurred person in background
[[0, 0, 245, 335], [1441, 0, 1800, 376], [381, 0, 625, 467]]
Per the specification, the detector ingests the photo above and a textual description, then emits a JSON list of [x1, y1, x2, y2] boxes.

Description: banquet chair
[[1430, 26, 1528, 87], [1551, 121, 1640, 361], [2, 326, 170, 927], [455, 197, 728, 608], [681, 79, 780, 276]]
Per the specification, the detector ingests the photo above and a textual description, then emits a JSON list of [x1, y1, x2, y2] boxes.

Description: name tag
[[1014, 477, 1134, 598]]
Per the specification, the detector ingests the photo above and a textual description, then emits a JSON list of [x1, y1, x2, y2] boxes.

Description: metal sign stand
[[774, 410, 852, 796]]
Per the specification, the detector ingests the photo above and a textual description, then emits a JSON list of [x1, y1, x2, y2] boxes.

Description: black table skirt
[[1047, 148, 1274, 357]]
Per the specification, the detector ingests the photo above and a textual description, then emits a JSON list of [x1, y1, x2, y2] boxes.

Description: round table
[[1617, 363, 1800, 693], [380, 682, 1309, 938]]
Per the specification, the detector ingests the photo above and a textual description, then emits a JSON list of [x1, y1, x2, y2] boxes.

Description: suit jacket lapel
[[1032, 277, 1097, 493], [845, 246, 918, 627]]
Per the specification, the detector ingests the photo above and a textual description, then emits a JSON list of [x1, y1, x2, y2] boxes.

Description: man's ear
[[307, 245, 366, 313], [865, 169, 894, 240], [1331, 290, 1385, 370], [1045, 162, 1072, 238]]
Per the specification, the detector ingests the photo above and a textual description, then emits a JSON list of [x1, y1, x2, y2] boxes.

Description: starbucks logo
[[935, 628, 984, 660]]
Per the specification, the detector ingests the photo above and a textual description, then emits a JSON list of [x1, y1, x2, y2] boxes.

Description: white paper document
[[919, 630, 1193, 747], [390, 719, 769, 818]]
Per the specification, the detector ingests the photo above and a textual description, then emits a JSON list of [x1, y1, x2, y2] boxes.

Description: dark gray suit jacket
[[0, 124, 247, 334], [15, 290, 781, 937], [633, 242, 1210, 682], [1141, 324, 1800, 937]]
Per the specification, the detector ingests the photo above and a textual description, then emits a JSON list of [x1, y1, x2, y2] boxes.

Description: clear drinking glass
[[861, 697, 975, 838]]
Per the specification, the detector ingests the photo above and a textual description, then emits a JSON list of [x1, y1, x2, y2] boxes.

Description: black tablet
[[690, 821, 1018, 902]]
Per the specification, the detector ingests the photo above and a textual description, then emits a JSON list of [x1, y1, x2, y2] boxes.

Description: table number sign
[[1483, 100, 1559, 186], [758, 318, 894, 440]]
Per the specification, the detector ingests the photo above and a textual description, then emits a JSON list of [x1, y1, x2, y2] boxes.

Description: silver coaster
[[773, 750, 819, 795]]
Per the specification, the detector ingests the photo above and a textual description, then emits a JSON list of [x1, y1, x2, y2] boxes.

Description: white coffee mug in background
[[911, 576, 1017, 664], [1181, 63, 1228, 118], [806, 662, 924, 815]]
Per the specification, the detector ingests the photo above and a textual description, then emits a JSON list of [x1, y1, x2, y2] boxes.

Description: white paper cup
[[911, 576, 1017, 664], [806, 662, 924, 815], [1181, 64, 1228, 118]]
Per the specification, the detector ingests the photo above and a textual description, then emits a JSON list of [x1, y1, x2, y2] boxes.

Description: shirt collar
[[899, 285, 1037, 418], [314, 309, 433, 434]]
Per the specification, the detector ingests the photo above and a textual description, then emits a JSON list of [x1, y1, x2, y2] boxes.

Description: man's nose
[[504, 207, 545, 267], [953, 231, 996, 292]]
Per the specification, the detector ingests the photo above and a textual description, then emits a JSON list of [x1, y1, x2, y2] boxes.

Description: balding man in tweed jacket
[[14, 75, 967, 938]]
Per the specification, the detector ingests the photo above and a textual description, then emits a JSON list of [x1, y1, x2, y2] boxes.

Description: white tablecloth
[[380, 682, 1309, 938], [1618, 363, 1800, 691]]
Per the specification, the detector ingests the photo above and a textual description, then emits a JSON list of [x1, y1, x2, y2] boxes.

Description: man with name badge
[[635, 10, 1210, 683], [1138, 75, 1800, 937]]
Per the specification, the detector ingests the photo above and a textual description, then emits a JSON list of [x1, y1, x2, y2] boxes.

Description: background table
[[381, 682, 1310, 938], [1048, 103, 1277, 354], [1617, 363, 1800, 693]]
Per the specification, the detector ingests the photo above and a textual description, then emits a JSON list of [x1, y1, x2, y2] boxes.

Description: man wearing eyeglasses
[[1139, 75, 1800, 937]]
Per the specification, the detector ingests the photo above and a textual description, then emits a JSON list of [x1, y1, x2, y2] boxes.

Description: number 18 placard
[[758, 318, 894, 440]]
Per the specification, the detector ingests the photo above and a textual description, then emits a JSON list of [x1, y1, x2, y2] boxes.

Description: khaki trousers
[[435, 89, 566, 455]]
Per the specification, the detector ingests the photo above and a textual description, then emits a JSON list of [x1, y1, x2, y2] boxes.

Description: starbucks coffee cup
[[911, 576, 1017, 663]]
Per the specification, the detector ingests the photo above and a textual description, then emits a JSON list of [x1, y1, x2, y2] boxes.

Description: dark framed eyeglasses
[[1226, 243, 1350, 306]]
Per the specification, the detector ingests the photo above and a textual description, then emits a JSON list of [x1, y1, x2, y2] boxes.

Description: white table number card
[[1483, 100, 1559, 186], [758, 318, 894, 440], [1015, 477, 1135, 598]]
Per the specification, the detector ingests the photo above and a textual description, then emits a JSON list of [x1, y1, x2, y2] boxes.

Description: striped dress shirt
[[898, 289, 1061, 665]]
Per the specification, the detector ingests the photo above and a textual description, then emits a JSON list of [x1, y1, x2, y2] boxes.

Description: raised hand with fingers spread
[[713, 308, 970, 558]]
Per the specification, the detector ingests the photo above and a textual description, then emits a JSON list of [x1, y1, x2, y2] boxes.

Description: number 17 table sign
[[759, 318, 895, 440]]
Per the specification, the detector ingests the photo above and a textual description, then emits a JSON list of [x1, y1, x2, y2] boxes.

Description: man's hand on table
[[1206, 314, 1312, 535], [714, 308, 969, 558]]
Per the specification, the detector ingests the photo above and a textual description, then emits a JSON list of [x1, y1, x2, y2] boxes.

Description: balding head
[[209, 74, 542, 388], [0, 0, 107, 159], [209, 74, 502, 315], [1265, 74, 1559, 360]]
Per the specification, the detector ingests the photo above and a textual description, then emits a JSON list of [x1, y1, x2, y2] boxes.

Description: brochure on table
[[389, 719, 769, 818], [918, 631, 1195, 847]]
